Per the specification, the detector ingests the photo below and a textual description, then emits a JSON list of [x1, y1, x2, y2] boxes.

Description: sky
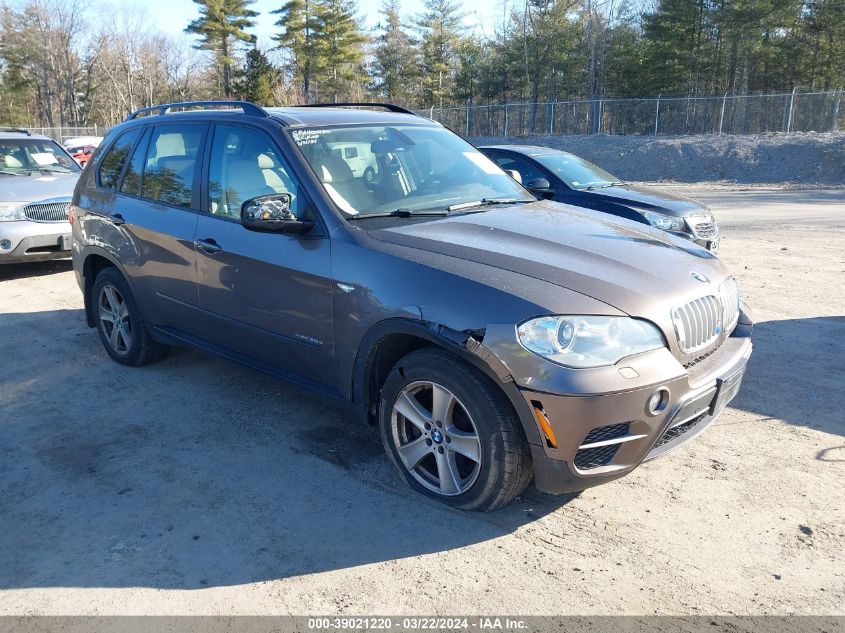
[[142, 0, 508, 48]]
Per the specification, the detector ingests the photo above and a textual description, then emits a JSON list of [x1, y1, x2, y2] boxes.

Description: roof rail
[[291, 102, 419, 116], [125, 100, 268, 121], [0, 126, 31, 135]]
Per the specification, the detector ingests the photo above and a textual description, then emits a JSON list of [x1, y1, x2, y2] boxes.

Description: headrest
[[227, 159, 269, 190], [257, 153, 275, 170], [316, 155, 354, 183]]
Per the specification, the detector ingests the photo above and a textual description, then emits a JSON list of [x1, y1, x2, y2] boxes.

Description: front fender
[[351, 317, 542, 446]]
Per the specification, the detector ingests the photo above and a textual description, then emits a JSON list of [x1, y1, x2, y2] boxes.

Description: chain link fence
[[22, 90, 844, 140], [421, 90, 844, 137], [22, 126, 102, 143]]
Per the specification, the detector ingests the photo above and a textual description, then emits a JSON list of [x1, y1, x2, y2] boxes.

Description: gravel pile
[[470, 131, 845, 185]]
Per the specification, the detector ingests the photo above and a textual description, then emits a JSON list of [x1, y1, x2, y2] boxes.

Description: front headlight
[[517, 316, 666, 368], [643, 210, 686, 232], [0, 202, 25, 222]]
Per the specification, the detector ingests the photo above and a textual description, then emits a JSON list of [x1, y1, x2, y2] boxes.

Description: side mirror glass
[[505, 169, 522, 184], [524, 177, 554, 199], [241, 194, 314, 234]]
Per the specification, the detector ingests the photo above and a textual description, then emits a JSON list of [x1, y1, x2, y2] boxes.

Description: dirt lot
[[0, 186, 843, 616]]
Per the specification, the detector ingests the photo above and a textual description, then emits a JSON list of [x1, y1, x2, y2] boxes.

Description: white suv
[[0, 128, 81, 264]]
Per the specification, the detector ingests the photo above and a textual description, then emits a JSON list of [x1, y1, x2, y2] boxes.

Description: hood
[[585, 183, 706, 216], [368, 200, 729, 319], [0, 172, 79, 204]]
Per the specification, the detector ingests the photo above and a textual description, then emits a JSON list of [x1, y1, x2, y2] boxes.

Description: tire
[[379, 347, 532, 511], [92, 267, 168, 366]]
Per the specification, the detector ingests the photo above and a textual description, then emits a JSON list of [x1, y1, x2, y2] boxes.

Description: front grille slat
[[719, 277, 740, 332], [672, 278, 741, 356], [694, 222, 717, 239], [672, 295, 720, 354], [23, 201, 70, 222]]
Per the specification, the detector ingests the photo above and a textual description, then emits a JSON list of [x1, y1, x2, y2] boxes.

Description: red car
[[67, 144, 96, 167]]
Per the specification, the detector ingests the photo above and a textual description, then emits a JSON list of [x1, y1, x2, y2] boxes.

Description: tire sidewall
[[379, 351, 510, 510]]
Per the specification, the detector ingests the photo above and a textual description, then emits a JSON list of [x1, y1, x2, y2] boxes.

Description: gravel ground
[[471, 132, 845, 185], [0, 186, 843, 616]]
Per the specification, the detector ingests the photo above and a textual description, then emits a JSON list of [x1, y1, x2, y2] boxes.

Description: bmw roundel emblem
[[691, 271, 710, 283]]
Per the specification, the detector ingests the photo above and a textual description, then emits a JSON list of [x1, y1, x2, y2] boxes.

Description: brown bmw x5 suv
[[71, 101, 752, 510]]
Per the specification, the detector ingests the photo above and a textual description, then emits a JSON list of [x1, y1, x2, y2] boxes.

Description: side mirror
[[505, 169, 522, 184], [241, 194, 314, 234], [525, 177, 554, 199]]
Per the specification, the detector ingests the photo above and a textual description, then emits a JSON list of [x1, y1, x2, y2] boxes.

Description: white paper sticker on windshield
[[463, 151, 501, 175], [31, 152, 59, 166], [291, 129, 332, 146]]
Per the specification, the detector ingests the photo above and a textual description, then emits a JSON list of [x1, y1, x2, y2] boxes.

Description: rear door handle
[[109, 213, 125, 226], [195, 237, 223, 254]]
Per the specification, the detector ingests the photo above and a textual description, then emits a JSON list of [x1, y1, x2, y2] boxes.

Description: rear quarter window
[[98, 129, 141, 189]]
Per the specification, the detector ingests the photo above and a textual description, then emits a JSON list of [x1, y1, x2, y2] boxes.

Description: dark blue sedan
[[479, 145, 720, 252]]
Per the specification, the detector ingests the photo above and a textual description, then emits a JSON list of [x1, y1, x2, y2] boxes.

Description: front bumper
[[515, 329, 752, 495], [0, 220, 72, 264]]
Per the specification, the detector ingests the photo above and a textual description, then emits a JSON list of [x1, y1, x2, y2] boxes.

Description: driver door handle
[[195, 237, 223, 254]]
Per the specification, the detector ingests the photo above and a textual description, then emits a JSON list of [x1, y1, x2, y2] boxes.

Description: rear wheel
[[92, 267, 168, 366], [379, 348, 532, 511]]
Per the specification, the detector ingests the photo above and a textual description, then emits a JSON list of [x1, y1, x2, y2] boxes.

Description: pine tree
[[370, 0, 419, 104], [415, 0, 464, 107], [316, 0, 367, 101], [272, 0, 322, 101], [273, 0, 366, 102], [185, 0, 258, 98], [235, 47, 279, 104]]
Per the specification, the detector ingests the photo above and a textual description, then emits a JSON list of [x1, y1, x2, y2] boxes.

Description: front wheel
[[379, 348, 532, 511]]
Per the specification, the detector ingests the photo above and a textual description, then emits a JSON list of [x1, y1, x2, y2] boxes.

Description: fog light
[[0, 239, 11, 250], [647, 388, 670, 415]]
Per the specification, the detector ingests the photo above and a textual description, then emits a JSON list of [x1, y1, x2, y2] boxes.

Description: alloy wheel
[[98, 284, 132, 355], [391, 381, 482, 496]]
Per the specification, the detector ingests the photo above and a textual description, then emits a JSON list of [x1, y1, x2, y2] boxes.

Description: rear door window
[[98, 129, 141, 189], [140, 125, 206, 208]]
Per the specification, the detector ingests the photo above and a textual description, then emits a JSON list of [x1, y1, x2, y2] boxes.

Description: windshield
[[533, 153, 621, 190], [0, 138, 80, 175], [291, 124, 533, 217]]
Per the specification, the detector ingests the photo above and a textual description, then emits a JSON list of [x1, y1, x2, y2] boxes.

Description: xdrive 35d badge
[[70, 100, 753, 511]]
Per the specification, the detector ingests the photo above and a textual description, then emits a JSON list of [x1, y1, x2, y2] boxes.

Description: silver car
[[0, 128, 81, 264]]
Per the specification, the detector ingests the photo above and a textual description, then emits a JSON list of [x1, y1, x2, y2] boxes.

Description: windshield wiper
[[586, 182, 625, 190], [447, 198, 534, 212], [34, 166, 73, 174], [347, 208, 450, 221], [0, 169, 27, 176]]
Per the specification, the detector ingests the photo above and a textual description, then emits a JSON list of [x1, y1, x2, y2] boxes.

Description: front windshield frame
[[0, 137, 81, 175], [533, 152, 621, 190], [288, 123, 534, 219]]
